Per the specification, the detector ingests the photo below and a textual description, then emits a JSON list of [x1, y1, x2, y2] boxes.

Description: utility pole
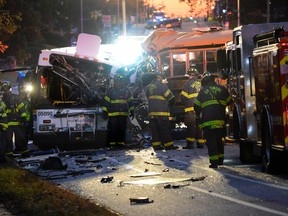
[[117, 0, 120, 34], [136, 0, 139, 34], [122, 0, 127, 37], [237, 0, 240, 26], [267, 0, 270, 23], [80, 0, 83, 33]]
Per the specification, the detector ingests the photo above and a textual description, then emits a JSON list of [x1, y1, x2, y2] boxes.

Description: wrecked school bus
[[141, 27, 233, 125], [29, 33, 124, 150]]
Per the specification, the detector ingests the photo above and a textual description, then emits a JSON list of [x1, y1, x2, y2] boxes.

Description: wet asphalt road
[[20, 140, 288, 216]]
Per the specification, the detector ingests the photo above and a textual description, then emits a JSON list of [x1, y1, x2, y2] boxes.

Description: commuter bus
[[141, 27, 233, 123], [29, 33, 123, 150]]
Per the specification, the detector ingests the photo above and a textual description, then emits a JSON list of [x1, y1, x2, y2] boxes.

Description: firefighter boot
[[196, 139, 205, 148], [183, 140, 195, 149]]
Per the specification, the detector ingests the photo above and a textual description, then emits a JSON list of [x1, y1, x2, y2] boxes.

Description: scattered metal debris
[[190, 175, 207, 181], [144, 161, 161, 165], [162, 168, 169, 172], [101, 176, 114, 183], [130, 197, 154, 205], [123, 176, 206, 185], [39, 156, 68, 170], [130, 172, 161, 178], [163, 183, 190, 189], [75, 157, 106, 163]]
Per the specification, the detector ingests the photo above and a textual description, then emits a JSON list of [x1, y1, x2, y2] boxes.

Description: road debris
[[163, 183, 190, 189], [130, 197, 154, 205], [75, 157, 106, 163], [40, 156, 68, 170], [130, 172, 161, 177], [100, 176, 114, 183]]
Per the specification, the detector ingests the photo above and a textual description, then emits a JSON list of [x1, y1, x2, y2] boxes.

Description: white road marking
[[188, 185, 288, 216], [108, 151, 288, 215]]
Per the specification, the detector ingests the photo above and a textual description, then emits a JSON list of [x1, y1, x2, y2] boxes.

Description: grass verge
[[0, 159, 119, 216]]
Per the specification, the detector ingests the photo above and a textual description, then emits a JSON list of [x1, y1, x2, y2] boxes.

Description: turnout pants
[[0, 131, 5, 161], [203, 128, 225, 166], [107, 116, 128, 146], [150, 117, 173, 147], [184, 111, 204, 145]]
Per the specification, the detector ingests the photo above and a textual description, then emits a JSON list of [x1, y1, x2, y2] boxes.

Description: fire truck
[[217, 22, 288, 173]]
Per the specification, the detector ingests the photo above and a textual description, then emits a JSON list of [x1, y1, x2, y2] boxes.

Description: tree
[[1, 0, 145, 66], [0, 0, 21, 53]]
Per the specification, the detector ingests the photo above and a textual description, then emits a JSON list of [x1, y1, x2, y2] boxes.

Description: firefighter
[[143, 72, 178, 150], [194, 72, 232, 168], [180, 67, 205, 149], [0, 109, 7, 163], [19, 85, 31, 146], [102, 70, 135, 149], [0, 81, 28, 157]]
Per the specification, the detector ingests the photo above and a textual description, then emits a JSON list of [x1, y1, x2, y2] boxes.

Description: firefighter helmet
[[0, 81, 12, 92], [201, 72, 215, 87], [186, 67, 200, 76]]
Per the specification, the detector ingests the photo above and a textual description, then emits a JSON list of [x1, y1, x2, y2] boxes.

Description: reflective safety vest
[[180, 78, 201, 112], [194, 83, 232, 129], [146, 79, 174, 118], [102, 86, 134, 116]]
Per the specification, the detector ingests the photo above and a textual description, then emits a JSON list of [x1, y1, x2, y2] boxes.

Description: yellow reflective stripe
[[210, 155, 219, 161], [164, 89, 171, 98], [111, 99, 127, 103], [152, 141, 161, 146], [226, 95, 232, 103], [127, 96, 133, 102], [201, 100, 226, 108], [148, 95, 165, 100], [187, 137, 195, 142], [8, 122, 21, 126], [104, 96, 110, 102], [149, 112, 170, 116], [199, 120, 225, 128], [108, 112, 129, 116], [18, 103, 24, 109], [188, 93, 198, 99], [197, 139, 206, 143], [102, 107, 107, 112], [218, 154, 224, 158], [164, 141, 174, 147], [181, 91, 188, 98], [184, 107, 194, 112]]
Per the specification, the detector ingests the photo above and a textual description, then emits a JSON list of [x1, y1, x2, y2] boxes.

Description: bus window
[[207, 50, 218, 72], [172, 52, 186, 76], [160, 52, 171, 77], [188, 51, 203, 73]]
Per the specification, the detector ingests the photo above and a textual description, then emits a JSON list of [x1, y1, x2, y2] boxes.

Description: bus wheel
[[261, 108, 280, 174]]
